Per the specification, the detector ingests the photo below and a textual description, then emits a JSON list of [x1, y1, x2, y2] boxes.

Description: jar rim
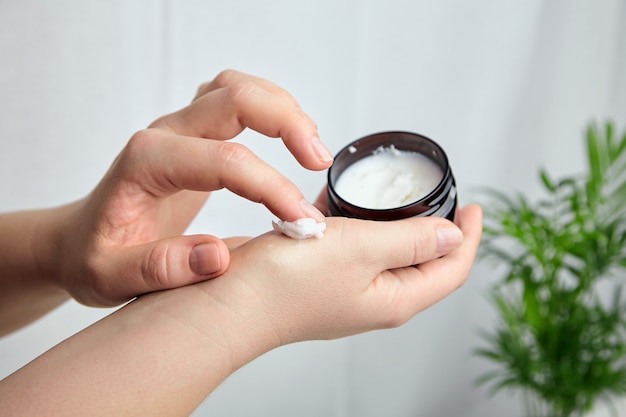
[[327, 131, 455, 220]]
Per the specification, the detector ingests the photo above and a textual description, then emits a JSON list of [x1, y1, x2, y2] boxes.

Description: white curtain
[[1, 1, 624, 416]]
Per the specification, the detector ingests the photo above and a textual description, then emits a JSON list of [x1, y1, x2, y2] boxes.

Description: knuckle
[[256, 174, 295, 207], [126, 128, 159, 149], [217, 142, 253, 168], [225, 80, 258, 105], [122, 129, 161, 162], [212, 69, 240, 89], [195, 80, 213, 98], [227, 82, 256, 105], [279, 108, 312, 138], [289, 108, 309, 125], [267, 173, 293, 192], [111, 129, 160, 175], [142, 244, 173, 290], [411, 222, 439, 265], [196, 68, 241, 98]]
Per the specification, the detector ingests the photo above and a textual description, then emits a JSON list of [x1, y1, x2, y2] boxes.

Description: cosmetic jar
[[326, 131, 457, 221]]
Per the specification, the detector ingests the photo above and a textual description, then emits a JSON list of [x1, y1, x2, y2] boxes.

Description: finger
[[122, 130, 324, 222], [414, 204, 483, 291], [193, 69, 300, 108], [150, 74, 333, 171], [93, 235, 231, 305], [328, 214, 465, 271], [367, 204, 483, 323]]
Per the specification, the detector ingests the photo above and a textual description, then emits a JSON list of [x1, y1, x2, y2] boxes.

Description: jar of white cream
[[326, 131, 457, 221]]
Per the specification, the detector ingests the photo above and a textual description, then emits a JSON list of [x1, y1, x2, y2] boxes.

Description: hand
[[0, 205, 481, 416], [197, 204, 482, 368], [51, 70, 334, 306]]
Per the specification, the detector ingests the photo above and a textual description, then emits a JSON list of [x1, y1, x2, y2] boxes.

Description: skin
[[0, 69, 483, 416], [0, 206, 481, 417], [0, 70, 333, 335]]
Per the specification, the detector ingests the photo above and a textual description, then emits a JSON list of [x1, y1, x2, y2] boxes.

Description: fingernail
[[312, 136, 334, 163], [300, 199, 325, 221], [190, 243, 221, 276], [436, 225, 464, 255]]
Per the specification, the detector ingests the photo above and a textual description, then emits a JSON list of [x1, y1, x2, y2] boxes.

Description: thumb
[[105, 235, 230, 300]]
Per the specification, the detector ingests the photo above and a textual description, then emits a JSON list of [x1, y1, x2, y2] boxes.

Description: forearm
[[0, 205, 74, 335], [0, 207, 482, 416], [0, 278, 274, 417]]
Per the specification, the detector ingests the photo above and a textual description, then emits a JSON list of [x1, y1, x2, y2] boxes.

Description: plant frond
[[474, 121, 626, 415]]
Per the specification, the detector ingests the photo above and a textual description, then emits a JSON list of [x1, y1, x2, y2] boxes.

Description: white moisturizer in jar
[[333, 145, 443, 210], [327, 131, 457, 221]]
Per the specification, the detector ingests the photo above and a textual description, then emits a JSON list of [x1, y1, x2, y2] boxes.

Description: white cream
[[334, 146, 443, 209], [272, 218, 326, 239]]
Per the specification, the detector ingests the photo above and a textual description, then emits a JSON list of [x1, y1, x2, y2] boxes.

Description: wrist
[[192, 274, 283, 372], [128, 278, 281, 392], [0, 205, 73, 334], [0, 208, 59, 288], [31, 202, 82, 291]]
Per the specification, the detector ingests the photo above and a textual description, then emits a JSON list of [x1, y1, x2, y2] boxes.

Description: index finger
[[150, 70, 333, 171], [118, 129, 325, 222]]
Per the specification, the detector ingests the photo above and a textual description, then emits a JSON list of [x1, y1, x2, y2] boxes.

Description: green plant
[[475, 122, 626, 417]]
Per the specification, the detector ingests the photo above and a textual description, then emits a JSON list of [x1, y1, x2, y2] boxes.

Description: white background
[[1, 1, 625, 416]]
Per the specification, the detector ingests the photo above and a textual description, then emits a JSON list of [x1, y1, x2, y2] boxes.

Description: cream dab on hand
[[272, 218, 326, 240]]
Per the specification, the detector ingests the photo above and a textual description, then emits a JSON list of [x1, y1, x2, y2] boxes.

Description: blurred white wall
[[1, 1, 625, 416]]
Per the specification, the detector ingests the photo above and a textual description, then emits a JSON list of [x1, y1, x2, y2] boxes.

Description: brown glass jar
[[326, 131, 457, 221]]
